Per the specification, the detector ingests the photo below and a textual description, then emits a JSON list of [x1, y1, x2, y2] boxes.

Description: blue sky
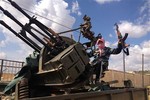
[[70, 0, 150, 44], [0, 0, 150, 71]]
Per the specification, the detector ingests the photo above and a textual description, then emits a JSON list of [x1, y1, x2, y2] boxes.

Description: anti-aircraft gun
[[0, 0, 130, 99], [0, 0, 94, 99]]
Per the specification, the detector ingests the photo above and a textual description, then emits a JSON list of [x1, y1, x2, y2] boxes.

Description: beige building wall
[[1, 69, 150, 88], [102, 69, 150, 88], [0, 73, 14, 81]]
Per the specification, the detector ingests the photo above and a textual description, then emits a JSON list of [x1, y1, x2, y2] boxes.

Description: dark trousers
[[95, 61, 108, 81], [95, 62, 102, 81]]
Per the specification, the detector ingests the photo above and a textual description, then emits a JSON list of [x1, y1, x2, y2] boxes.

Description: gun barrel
[[31, 19, 57, 42], [7, 0, 57, 42], [7, 0, 31, 19], [0, 20, 41, 52], [0, 6, 23, 27], [0, 6, 52, 51]]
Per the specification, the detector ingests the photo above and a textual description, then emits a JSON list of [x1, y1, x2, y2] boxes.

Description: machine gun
[[0, 0, 93, 99], [114, 23, 129, 55]]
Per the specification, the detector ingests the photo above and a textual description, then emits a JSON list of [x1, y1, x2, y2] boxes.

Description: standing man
[[94, 34, 123, 83]]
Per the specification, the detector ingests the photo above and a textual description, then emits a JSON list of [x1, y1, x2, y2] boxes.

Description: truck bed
[[30, 88, 148, 100]]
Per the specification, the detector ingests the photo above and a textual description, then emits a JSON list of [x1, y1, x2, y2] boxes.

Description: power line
[[33, 4, 74, 24], [1, 0, 80, 33], [21, 9, 80, 33], [23, 8, 72, 29]]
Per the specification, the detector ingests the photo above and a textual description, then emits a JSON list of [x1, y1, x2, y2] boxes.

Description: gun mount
[[0, 0, 95, 99]]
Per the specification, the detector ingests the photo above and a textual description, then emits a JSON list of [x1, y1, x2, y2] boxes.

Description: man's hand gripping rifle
[[114, 23, 130, 55]]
